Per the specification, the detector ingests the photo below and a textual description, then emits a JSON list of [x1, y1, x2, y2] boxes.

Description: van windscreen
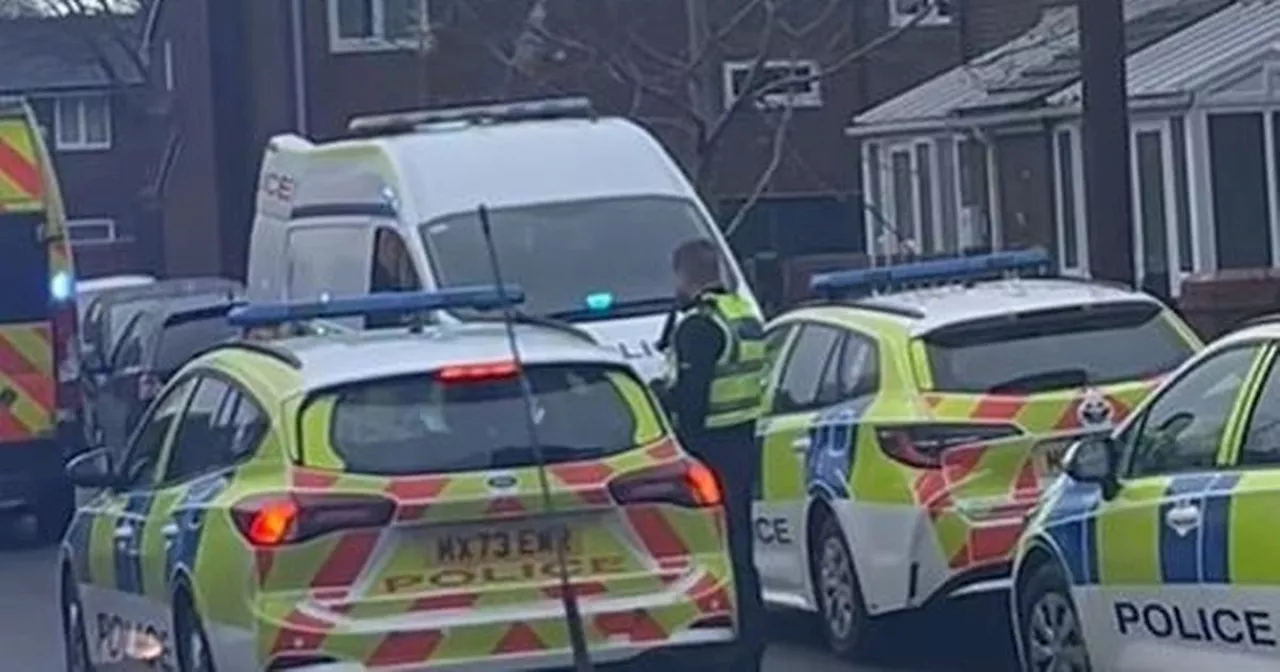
[[419, 196, 727, 320], [302, 364, 665, 475]]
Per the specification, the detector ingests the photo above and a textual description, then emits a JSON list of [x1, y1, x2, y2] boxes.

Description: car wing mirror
[[65, 448, 121, 490], [1064, 435, 1120, 498]]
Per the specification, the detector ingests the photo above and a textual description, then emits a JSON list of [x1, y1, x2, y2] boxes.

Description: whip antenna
[[476, 204, 594, 672]]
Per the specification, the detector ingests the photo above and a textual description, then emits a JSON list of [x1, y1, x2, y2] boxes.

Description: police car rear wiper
[[987, 368, 1090, 395], [549, 296, 676, 321]]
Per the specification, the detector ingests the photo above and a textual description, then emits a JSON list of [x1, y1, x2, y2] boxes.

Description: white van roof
[[261, 106, 698, 228]]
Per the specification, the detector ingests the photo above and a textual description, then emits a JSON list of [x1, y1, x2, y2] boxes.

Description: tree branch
[[722, 102, 794, 239]]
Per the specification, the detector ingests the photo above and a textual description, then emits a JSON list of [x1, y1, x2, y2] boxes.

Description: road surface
[[0, 523, 1018, 671]]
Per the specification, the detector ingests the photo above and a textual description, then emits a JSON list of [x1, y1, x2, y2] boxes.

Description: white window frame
[[722, 59, 823, 110], [327, 0, 429, 54], [1051, 124, 1089, 276], [1129, 119, 1188, 297], [66, 218, 117, 246], [866, 139, 940, 258], [163, 39, 175, 92], [889, 0, 954, 28], [53, 94, 112, 152]]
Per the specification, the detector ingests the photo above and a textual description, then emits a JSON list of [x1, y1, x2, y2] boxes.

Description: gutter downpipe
[[290, 0, 309, 134]]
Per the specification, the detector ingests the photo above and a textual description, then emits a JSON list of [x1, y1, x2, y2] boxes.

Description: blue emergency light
[[810, 248, 1051, 299], [584, 292, 615, 312], [227, 285, 525, 329]]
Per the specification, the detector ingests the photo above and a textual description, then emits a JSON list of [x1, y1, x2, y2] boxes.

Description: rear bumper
[[0, 437, 65, 508], [258, 574, 738, 671]]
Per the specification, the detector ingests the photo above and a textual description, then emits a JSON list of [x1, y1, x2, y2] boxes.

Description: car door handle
[[112, 524, 134, 541], [161, 522, 180, 537], [1165, 503, 1202, 533], [792, 436, 811, 453]]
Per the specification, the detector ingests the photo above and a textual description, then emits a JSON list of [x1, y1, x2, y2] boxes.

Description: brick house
[[0, 16, 167, 278], [847, 0, 1280, 301], [102, 0, 1054, 282]]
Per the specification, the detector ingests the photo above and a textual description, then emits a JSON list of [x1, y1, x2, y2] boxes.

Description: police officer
[[659, 238, 766, 670]]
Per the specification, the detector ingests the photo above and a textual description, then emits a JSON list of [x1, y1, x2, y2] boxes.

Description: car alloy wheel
[[61, 579, 92, 672], [819, 533, 857, 641], [1026, 591, 1089, 672]]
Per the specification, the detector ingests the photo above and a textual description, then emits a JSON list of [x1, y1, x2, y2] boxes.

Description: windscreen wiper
[[986, 368, 1090, 395], [549, 296, 677, 321]]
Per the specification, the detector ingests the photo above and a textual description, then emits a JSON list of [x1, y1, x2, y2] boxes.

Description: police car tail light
[[609, 459, 722, 508], [232, 493, 396, 546], [436, 361, 520, 384], [875, 423, 1021, 469]]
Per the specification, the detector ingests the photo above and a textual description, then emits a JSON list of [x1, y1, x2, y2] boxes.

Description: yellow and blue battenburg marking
[[1041, 472, 1242, 586], [163, 473, 235, 580]]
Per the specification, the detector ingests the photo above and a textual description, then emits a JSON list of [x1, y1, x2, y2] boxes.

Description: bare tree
[[42, 0, 177, 272], [458, 0, 938, 237]]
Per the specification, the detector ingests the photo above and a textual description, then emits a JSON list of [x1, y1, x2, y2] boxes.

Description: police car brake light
[[231, 493, 395, 547], [436, 360, 520, 384], [226, 285, 525, 329], [809, 248, 1051, 299], [875, 423, 1020, 469], [609, 458, 722, 508]]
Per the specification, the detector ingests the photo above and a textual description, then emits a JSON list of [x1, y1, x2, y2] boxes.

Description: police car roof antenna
[[476, 204, 595, 672]]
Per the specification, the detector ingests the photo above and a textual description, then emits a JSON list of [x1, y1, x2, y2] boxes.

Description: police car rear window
[[307, 364, 664, 475], [922, 302, 1193, 394]]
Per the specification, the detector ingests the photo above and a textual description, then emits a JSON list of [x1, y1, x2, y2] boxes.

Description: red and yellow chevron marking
[[253, 436, 734, 667], [0, 119, 44, 212], [0, 324, 54, 441], [921, 380, 1158, 434]]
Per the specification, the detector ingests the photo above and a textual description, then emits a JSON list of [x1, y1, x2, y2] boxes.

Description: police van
[[0, 97, 80, 540], [245, 97, 760, 382]]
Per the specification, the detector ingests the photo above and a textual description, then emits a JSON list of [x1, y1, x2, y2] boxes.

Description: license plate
[[433, 525, 577, 566]]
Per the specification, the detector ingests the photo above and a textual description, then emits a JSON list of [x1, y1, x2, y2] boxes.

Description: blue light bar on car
[[226, 285, 525, 329], [810, 248, 1051, 298]]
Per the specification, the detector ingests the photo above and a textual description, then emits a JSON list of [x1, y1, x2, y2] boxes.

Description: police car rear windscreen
[[303, 363, 665, 474], [921, 301, 1194, 394]]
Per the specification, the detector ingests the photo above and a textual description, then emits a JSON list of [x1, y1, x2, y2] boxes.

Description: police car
[[1012, 315, 1280, 672], [57, 288, 738, 671], [751, 249, 1202, 659]]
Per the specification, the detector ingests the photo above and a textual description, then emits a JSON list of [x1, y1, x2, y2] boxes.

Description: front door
[[1213, 344, 1280, 667], [755, 322, 842, 606], [1075, 343, 1266, 670], [80, 376, 194, 669]]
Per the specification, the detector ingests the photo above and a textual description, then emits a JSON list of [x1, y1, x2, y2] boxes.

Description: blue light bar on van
[[227, 285, 525, 329], [810, 248, 1051, 298]]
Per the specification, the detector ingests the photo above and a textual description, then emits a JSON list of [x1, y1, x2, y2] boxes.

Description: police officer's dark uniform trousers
[[660, 287, 766, 669]]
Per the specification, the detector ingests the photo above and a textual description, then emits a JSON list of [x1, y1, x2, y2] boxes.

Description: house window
[[1053, 129, 1082, 271], [53, 95, 111, 151], [877, 142, 937, 257], [956, 138, 993, 252], [67, 218, 116, 245], [889, 0, 954, 28], [328, 0, 425, 52], [723, 59, 822, 109]]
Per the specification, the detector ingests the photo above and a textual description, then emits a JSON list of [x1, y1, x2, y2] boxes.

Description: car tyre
[[1016, 562, 1092, 672], [174, 590, 217, 672], [35, 477, 76, 545], [61, 569, 94, 672], [810, 512, 878, 660]]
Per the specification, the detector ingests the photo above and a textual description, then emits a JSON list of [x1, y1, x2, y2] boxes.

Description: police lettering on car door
[[96, 611, 174, 670], [1112, 600, 1277, 649]]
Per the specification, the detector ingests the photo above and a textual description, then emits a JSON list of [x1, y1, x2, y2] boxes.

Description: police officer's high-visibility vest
[[674, 291, 767, 429]]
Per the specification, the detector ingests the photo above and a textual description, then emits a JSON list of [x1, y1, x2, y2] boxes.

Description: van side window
[[369, 229, 422, 328]]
